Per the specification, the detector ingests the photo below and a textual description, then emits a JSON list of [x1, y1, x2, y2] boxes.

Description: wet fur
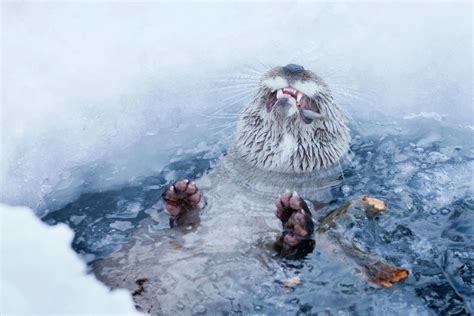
[[234, 70, 351, 173]]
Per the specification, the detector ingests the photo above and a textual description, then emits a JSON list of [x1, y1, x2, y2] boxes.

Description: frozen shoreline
[[0, 204, 139, 315]]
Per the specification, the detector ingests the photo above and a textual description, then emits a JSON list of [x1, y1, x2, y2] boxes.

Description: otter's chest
[[274, 133, 299, 168]]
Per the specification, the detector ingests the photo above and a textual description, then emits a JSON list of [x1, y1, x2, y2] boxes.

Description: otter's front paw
[[162, 179, 201, 219], [274, 191, 315, 258]]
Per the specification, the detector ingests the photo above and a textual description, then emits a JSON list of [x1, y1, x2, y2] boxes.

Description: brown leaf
[[362, 195, 387, 212], [280, 276, 301, 286]]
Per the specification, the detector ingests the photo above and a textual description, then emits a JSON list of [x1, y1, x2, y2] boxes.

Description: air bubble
[[193, 304, 207, 314], [440, 209, 450, 215], [394, 187, 403, 194], [254, 304, 263, 311], [341, 185, 352, 195]]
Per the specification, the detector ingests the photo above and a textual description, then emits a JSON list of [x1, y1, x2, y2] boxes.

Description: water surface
[[44, 115, 474, 315]]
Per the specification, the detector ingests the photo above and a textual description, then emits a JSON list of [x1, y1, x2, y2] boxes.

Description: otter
[[92, 64, 408, 314]]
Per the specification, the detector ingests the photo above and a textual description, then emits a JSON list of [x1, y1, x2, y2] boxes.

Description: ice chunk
[[0, 204, 139, 315], [110, 220, 134, 231]]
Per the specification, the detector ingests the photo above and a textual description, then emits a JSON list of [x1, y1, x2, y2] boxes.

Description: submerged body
[[93, 149, 344, 314], [46, 114, 474, 315]]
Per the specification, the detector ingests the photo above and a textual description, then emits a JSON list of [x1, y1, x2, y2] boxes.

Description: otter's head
[[234, 64, 350, 173]]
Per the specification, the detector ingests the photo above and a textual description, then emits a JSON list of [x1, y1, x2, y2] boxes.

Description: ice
[[112, 200, 143, 219], [164, 170, 178, 182], [426, 151, 450, 164], [0, 204, 139, 314], [442, 247, 474, 304], [144, 202, 163, 222], [110, 220, 134, 231], [69, 214, 86, 225], [416, 132, 442, 148]]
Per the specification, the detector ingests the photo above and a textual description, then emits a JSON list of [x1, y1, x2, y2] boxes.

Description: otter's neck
[[233, 104, 350, 173]]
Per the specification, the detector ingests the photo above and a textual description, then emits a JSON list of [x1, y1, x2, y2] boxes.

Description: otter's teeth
[[276, 89, 283, 99], [296, 92, 303, 102]]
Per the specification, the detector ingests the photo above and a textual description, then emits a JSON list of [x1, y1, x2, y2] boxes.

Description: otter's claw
[[162, 179, 201, 219], [274, 191, 315, 258]]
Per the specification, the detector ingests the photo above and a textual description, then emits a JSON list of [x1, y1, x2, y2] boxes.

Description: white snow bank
[[0, 204, 139, 315]]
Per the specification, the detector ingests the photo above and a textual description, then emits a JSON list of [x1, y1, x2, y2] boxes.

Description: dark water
[[43, 116, 473, 315]]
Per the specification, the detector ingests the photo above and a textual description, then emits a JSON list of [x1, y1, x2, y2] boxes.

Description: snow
[[0, 204, 139, 315]]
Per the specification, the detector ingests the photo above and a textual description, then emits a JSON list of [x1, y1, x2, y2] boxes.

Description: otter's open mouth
[[264, 87, 323, 124]]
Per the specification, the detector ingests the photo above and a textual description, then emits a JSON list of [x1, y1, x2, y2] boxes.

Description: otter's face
[[236, 64, 350, 172], [258, 64, 332, 124]]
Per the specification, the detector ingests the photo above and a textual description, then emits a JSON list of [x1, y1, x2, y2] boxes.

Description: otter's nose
[[283, 64, 305, 75]]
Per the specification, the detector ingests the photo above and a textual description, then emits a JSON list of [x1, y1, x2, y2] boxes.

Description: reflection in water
[[44, 117, 473, 315]]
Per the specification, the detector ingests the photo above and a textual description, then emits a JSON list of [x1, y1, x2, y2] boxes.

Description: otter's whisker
[[210, 105, 247, 117], [209, 107, 243, 117], [204, 93, 252, 116], [206, 104, 245, 117], [335, 104, 363, 133], [200, 114, 241, 118], [207, 122, 238, 138], [331, 91, 379, 106], [329, 85, 378, 103], [211, 71, 261, 77], [219, 91, 257, 105], [207, 121, 237, 131], [238, 66, 268, 79], [218, 87, 258, 97], [337, 160, 347, 184], [210, 76, 261, 84], [211, 84, 258, 96], [332, 92, 376, 106], [253, 61, 272, 72], [329, 83, 378, 96], [195, 113, 241, 119], [243, 61, 270, 72], [209, 84, 259, 93]]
